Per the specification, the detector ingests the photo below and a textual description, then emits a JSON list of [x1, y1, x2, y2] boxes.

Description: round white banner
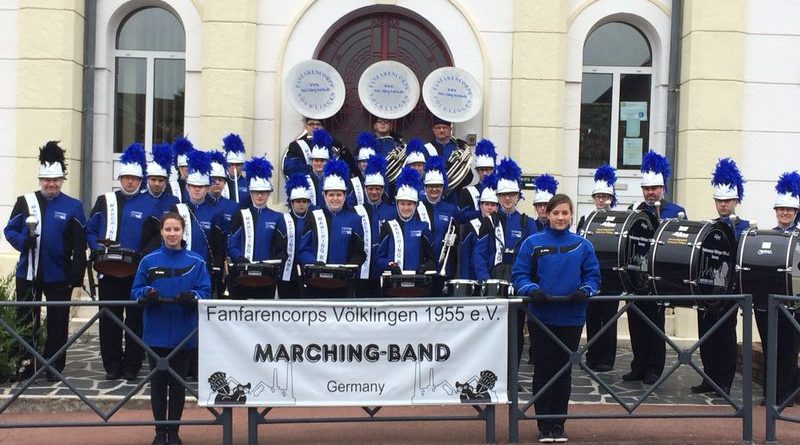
[[285, 60, 346, 119], [358, 60, 420, 120], [422, 67, 482, 123]]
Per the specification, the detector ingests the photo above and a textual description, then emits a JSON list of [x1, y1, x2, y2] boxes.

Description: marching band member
[[404, 138, 428, 177], [624, 150, 686, 385], [457, 174, 498, 281], [420, 156, 459, 284], [456, 139, 497, 223], [278, 174, 314, 298], [532, 174, 558, 230], [170, 136, 194, 203], [376, 167, 436, 277], [86, 143, 156, 381], [372, 115, 403, 156], [145, 143, 180, 215], [298, 160, 367, 298], [580, 164, 619, 373], [755, 171, 800, 405], [4, 141, 86, 381], [223, 133, 250, 209], [208, 150, 240, 298], [226, 157, 287, 299], [691, 158, 748, 395], [348, 132, 378, 207], [282, 117, 356, 178], [425, 117, 473, 192], [511, 193, 600, 443], [307, 129, 335, 208]]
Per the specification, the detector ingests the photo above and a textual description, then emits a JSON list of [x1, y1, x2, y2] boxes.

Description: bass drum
[[579, 210, 659, 295], [649, 219, 737, 307], [737, 228, 800, 310]]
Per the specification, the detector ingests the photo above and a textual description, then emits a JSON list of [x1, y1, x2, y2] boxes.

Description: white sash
[[306, 175, 317, 204], [242, 209, 255, 261], [388, 219, 404, 267], [221, 182, 230, 200], [423, 142, 439, 158], [467, 186, 479, 210], [469, 218, 482, 235], [351, 177, 365, 206], [282, 213, 295, 281], [492, 219, 505, 266], [297, 139, 312, 165], [312, 209, 328, 263], [176, 204, 192, 249], [354, 205, 370, 279], [104, 191, 118, 241], [169, 179, 182, 203], [417, 204, 431, 230], [23, 193, 41, 281]]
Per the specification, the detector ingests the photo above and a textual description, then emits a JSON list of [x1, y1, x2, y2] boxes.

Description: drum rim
[[483, 279, 511, 285], [737, 228, 799, 300], [617, 210, 658, 294], [446, 279, 479, 285]]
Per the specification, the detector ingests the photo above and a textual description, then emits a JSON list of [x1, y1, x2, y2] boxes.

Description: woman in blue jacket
[[511, 194, 600, 443], [132, 212, 211, 445]]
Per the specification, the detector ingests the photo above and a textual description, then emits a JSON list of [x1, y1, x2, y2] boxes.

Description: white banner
[[198, 299, 509, 407]]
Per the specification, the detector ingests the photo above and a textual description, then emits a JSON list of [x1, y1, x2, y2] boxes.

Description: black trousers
[[530, 323, 582, 429], [15, 279, 71, 373], [585, 299, 619, 369], [697, 303, 738, 391], [626, 300, 665, 376], [148, 347, 192, 434], [98, 275, 142, 374], [755, 310, 800, 403]]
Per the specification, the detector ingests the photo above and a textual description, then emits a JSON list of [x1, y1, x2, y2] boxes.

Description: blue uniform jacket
[[146, 189, 179, 215], [457, 218, 482, 280], [474, 210, 537, 281], [227, 175, 251, 209], [209, 194, 239, 234], [4, 191, 87, 283], [717, 215, 749, 240], [86, 190, 157, 252], [227, 206, 287, 262], [376, 217, 436, 273], [638, 200, 686, 220], [375, 135, 400, 158], [172, 197, 219, 261], [512, 227, 601, 326], [455, 184, 483, 223], [419, 199, 458, 262], [298, 207, 367, 266], [131, 245, 210, 348], [360, 201, 396, 278]]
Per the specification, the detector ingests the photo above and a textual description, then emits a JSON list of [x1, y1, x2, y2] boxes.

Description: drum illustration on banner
[[285, 59, 346, 119], [358, 60, 420, 120]]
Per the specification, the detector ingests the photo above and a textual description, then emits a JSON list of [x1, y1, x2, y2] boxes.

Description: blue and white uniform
[[376, 217, 435, 273]]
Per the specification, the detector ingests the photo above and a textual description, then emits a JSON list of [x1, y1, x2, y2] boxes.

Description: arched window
[[579, 22, 653, 169], [114, 7, 186, 152]]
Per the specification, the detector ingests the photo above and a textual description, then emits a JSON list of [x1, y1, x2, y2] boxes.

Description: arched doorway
[[315, 6, 453, 150]]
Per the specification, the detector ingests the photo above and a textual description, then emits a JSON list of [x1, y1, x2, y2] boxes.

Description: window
[[579, 22, 652, 169], [114, 7, 185, 152]]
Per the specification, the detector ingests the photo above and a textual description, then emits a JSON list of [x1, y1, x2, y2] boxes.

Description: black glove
[[139, 289, 160, 306], [530, 289, 549, 304], [176, 291, 197, 309], [23, 235, 37, 250], [415, 265, 429, 275], [389, 264, 402, 275], [235, 256, 249, 264], [314, 261, 326, 266], [567, 289, 588, 303]]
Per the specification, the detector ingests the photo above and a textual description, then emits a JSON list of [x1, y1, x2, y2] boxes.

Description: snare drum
[[580, 209, 659, 295], [649, 219, 736, 307], [482, 279, 512, 298], [304, 264, 356, 290], [228, 260, 280, 288], [91, 247, 142, 278], [445, 279, 480, 297], [381, 272, 433, 297], [737, 228, 800, 310]]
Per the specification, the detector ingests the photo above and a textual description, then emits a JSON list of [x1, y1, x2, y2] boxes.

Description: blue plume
[[405, 138, 426, 156], [356, 132, 378, 149], [323, 158, 349, 180], [776, 171, 800, 197], [209, 150, 228, 170], [641, 150, 671, 180], [151, 143, 173, 172], [534, 174, 558, 195], [425, 155, 448, 189], [120, 142, 147, 170], [244, 156, 274, 180], [187, 150, 212, 175], [364, 155, 387, 176], [711, 158, 745, 201], [593, 164, 617, 185], [312, 129, 334, 149], [481, 172, 498, 190], [395, 166, 423, 192], [496, 158, 522, 182], [172, 136, 194, 157], [223, 133, 245, 154], [475, 139, 497, 158], [285, 173, 311, 199]]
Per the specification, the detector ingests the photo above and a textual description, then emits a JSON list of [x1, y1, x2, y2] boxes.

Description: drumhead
[[358, 60, 420, 120], [422, 67, 482, 123], [285, 60, 346, 119]]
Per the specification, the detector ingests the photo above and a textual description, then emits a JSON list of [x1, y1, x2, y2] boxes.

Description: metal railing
[[508, 294, 753, 444], [765, 294, 800, 443], [0, 300, 233, 444]]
